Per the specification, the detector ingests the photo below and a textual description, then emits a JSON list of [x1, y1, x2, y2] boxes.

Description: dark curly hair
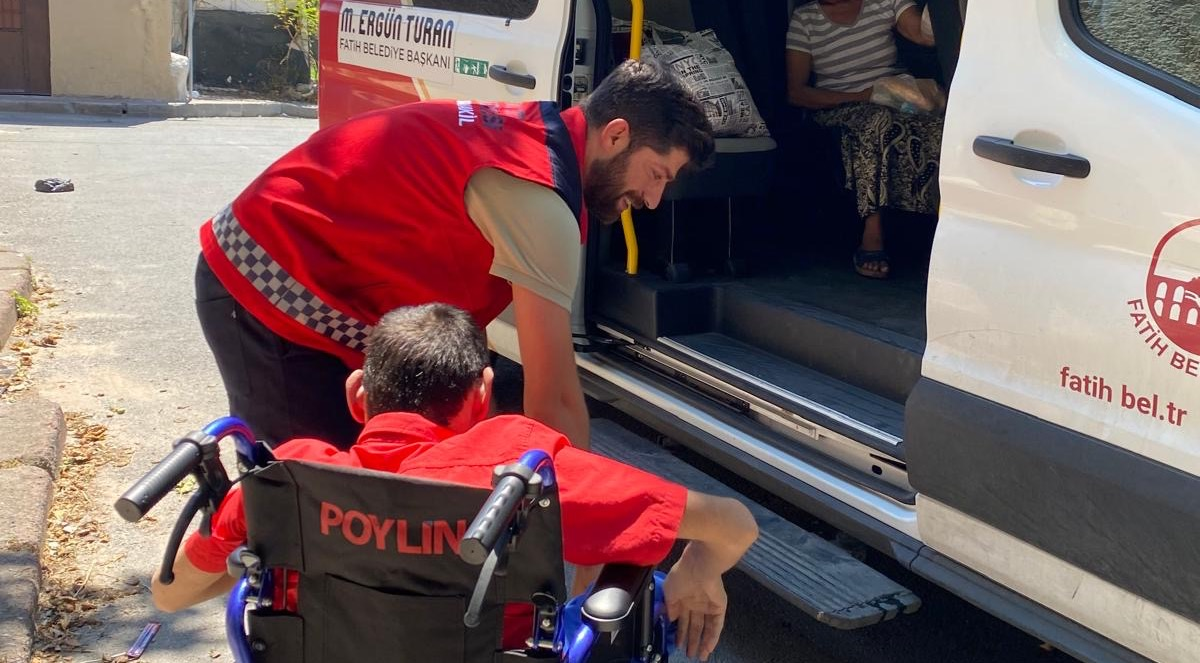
[[582, 58, 715, 168], [362, 303, 489, 425]]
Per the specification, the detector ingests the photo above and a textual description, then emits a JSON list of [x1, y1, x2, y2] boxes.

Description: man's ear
[[599, 118, 631, 156], [473, 366, 495, 420], [345, 369, 368, 424]]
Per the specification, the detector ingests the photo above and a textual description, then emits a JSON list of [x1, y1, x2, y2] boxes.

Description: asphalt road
[[0, 112, 1077, 663]]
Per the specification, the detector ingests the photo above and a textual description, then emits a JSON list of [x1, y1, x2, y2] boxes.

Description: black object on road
[[34, 178, 74, 193]]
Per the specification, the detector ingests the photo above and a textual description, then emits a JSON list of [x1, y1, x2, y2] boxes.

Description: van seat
[[665, 137, 777, 201]]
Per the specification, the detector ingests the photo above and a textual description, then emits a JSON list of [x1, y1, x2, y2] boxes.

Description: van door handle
[[972, 136, 1091, 178], [488, 65, 537, 90]]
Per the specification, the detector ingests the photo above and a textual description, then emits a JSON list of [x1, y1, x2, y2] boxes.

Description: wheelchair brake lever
[[157, 488, 208, 585], [198, 506, 214, 538], [463, 526, 511, 628]]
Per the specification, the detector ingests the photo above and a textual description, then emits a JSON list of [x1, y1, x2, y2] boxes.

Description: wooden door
[[0, 0, 50, 94]]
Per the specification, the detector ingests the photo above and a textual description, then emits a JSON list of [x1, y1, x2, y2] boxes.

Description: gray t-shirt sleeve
[[785, 9, 812, 53], [465, 168, 581, 312]]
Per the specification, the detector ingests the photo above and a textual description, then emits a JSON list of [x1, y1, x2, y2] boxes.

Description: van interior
[[583, 0, 967, 499]]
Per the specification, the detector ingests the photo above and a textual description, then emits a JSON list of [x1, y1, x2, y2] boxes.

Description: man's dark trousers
[[194, 254, 361, 450]]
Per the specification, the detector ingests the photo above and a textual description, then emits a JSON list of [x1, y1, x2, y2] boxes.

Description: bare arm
[[675, 491, 758, 577], [786, 50, 872, 110], [896, 5, 935, 46], [664, 491, 759, 661], [465, 169, 588, 448], [511, 284, 590, 451], [150, 548, 237, 613], [512, 285, 599, 595]]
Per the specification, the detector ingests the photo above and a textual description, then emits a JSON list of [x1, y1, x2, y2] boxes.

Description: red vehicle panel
[[319, 0, 421, 128]]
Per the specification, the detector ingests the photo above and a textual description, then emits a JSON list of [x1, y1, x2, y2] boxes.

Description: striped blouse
[[786, 0, 915, 92]]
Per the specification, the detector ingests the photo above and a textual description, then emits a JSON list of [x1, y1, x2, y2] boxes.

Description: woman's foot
[[854, 213, 890, 278], [853, 248, 891, 279]]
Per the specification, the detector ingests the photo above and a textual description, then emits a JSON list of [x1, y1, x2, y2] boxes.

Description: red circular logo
[[1147, 219, 1200, 357]]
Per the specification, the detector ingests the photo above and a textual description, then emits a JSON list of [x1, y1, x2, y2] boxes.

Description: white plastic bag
[[169, 53, 190, 103], [869, 74, 945, 115]]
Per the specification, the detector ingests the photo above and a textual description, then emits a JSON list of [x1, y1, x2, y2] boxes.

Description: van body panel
[[918, 0, 1200, 658], [907, 378, 1200, 625], [318, 0, 573, 127], [918, 496, 1200, 663], [929, 0, 1200, 475]]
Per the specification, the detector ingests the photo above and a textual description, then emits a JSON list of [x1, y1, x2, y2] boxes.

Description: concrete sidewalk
[[0, 114, 315, 662], [0, 94, 317, 120], [0, 250, 66, 663]]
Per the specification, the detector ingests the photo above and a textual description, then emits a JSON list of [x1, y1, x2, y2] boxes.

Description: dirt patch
[[0, 279, 63, 402], [31, 413, 135, 661]]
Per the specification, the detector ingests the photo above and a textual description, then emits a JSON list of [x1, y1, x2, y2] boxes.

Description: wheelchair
[[115, 417, 675, 662]]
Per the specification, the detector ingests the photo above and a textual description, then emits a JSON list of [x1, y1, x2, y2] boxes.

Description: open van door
[[910, 1, 1200, 661], [318, 0, 576, 126]]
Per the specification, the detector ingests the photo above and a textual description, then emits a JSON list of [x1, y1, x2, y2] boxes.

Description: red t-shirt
[[184, 413, 687, 634]]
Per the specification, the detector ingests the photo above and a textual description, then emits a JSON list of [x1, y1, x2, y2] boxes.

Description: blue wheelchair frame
[[118, 417, 674, 663]]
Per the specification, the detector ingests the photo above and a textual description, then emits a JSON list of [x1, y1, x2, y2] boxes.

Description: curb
[[0, 94, 317, 120], [0, 251, 32, 353], [0, 250, 65, 663], [0, 465, 55, 663], [0, 397, 67, 481]]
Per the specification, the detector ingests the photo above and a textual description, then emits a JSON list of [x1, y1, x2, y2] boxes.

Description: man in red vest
[[194, 58, 713, 451]]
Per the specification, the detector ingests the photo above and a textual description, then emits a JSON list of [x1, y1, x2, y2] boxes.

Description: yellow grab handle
[[620, 208, 638, 275], [621, 0, 644, 275], [628, 0, 643, 59]]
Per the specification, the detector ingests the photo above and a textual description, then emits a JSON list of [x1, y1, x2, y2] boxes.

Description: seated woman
[[786, 0, 939, 279]]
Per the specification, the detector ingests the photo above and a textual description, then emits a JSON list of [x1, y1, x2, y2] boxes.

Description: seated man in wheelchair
[[149, 302, 758, 661]]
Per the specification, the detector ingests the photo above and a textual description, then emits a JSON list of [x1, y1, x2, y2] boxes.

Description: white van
[[318, 1, 1200, 661]]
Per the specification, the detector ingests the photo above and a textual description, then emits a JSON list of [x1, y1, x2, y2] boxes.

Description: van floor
[[595, 247, 925, 440], [600, 209, 933, 404], [643, 198, 935, 344], [737, 252, 928, 342]]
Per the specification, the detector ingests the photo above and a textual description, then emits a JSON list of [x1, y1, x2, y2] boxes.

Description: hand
[[663, 544, 729, 661], [915, 79, 947, 113]]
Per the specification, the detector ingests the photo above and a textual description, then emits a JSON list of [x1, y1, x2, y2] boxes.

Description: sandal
[[853, 248, 890, 279]]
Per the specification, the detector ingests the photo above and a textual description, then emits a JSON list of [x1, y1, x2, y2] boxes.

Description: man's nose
[[643, 183, 667, 210]]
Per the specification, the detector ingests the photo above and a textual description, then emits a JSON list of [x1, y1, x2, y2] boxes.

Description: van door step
[[590, 418, 921, 630], [662, 331, 905, 457]]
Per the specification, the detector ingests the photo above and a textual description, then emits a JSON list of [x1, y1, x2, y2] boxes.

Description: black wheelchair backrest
[[240, 460, 567, 663]]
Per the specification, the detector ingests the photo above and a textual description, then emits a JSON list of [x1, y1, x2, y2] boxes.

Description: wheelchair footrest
[[590, 419, 921, 630]]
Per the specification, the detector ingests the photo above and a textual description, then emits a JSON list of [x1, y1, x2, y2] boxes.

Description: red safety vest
[[199, 100, 588, 367]]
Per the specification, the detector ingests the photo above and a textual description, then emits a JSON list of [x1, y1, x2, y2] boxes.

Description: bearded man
[[192, 58, 714, 452]]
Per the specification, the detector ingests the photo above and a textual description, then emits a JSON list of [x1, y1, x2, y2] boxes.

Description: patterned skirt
[[812, 102, 943, 219]]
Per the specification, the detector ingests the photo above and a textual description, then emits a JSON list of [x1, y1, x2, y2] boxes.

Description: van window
[[1074, 0, 1200, 90], [409, 0, 537, 20]]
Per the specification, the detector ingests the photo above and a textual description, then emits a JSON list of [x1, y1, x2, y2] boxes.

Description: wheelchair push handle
[[460, 450, 555, 566], [114, 438, 203, 523], [460, 473, 527, 565]]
